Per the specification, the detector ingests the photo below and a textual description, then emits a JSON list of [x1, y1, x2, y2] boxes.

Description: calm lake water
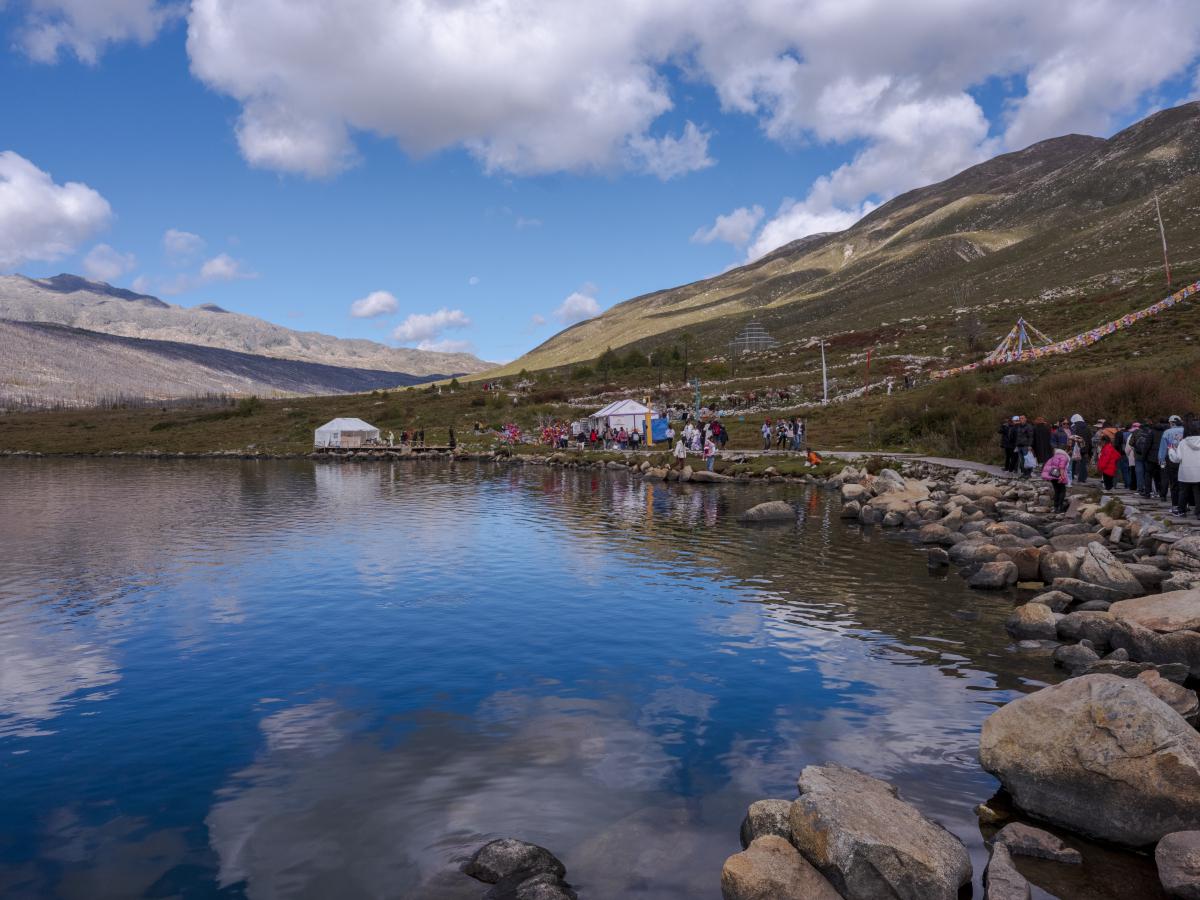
[[0, 459, 1162, 899]]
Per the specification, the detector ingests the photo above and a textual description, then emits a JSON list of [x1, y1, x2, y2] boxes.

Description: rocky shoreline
[[9, 447, 1200, 896]]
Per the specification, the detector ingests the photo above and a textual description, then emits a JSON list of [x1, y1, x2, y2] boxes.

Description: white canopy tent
[[589, 399, 652, 436], [314, 417, 380, 448]]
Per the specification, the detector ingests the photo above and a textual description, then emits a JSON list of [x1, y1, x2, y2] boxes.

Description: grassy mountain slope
[[493, 101, 1200, 376], [0, 320, 456, 408], [0, 274, 492, 376]]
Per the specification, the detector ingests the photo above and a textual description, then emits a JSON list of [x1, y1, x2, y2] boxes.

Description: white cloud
[[416, 338, 473, 354], [392, 308, 472, 344], [163, 227, 205, 260], [530, 313, 546, 327], [0, 151, 112, 271], [199, 253, 256, 281], [691, 204, 764, 247], [467, 275, 480, 286], [18, 0, 183, 64], [81, 243, 136, 282], [555, 290, 601, 325], [349, 290, 398, 318], [515, 217, 542, 229], [626, 121, 715, 180]]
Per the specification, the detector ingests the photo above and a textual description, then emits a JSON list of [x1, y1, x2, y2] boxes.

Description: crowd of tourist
[[760, 417, 807, 451], [999, 413, 1200, 517]]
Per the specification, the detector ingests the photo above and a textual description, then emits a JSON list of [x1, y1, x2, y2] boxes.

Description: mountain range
[[0, 274, 493, 407], [494, 100, 1200, 374]]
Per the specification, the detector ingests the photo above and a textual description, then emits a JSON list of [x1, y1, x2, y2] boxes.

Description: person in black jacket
[[1000, 416, 1018, 473], [1069, 414, 1092, 483], [1146, 419, 1169, 499], [1014, 415, 1034, 478], [1032, 417, 1052, 466]]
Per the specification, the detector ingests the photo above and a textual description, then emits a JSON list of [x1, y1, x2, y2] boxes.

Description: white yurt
[[314, 417, 380, 449], [589, 399, 652, 435]]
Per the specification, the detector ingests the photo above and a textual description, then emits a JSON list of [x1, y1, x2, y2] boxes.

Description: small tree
[[680, 333, 694, 383], [598, 347, 619, 382], [622, 348, 646, 370]]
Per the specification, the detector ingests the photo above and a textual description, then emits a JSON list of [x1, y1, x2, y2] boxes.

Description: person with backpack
[[1146, 419, 1170, 500], [1161, 414, 1186, 514], [1176, 419, 1200, 521], [1032, 417, 1052, 466], [1114, 424, 1133, 489], [1132, 421, 1156, 497], [1042, 447, 1071, 513], [1069, 414, 1092, 483]]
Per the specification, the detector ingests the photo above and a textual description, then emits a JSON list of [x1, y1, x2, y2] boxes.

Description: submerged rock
[[979, 675, 1200, 846], [1052, 642, 1100, 676], [465, 839, 566, 884], [739, 799, 793, 847], [1156, 831, 1200, 899], [789, 763, 971, 900], [738, 501, 795, 523], [995, 822, 1082, 864], [721, 835, 841, 900]]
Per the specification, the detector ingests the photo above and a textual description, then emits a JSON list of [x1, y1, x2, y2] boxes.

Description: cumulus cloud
[[392, 308, 471, 344], [467, 275, 480, 286], [155, 253, 258, 295], [515, 217, 542, 229], [626, 121, 715, 180], [691, 205, 764, 247], [163, 228, 205, 260], [349, 290, 398, 318], [0, 151, 112, 271], [530, 313, 546, 327], [81, 243, 136, 282], [416, 338, 473, 354], [555, 290, 602, 326], [18, 0, 183, 64]]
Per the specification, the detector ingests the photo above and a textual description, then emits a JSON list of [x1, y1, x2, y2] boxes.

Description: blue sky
[[2, 2, 1198, 363]]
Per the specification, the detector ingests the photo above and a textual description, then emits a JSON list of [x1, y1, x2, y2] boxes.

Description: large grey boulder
[[949, 541, 1004, 565], [1029, 590, 1073, 612], [1169, 536, 1200, 571], [1049, 534, 1103, 552], [1110, 590, 1200, 634], [919, 524, 957, 546], [739, 799, 793, 847], [464, 839, 566, 884], [789, 764, 971, 900], [721, 835, 841, 900], [1156, 831, 1200, 899], [1078, 543, 1144, 596], [739, 501, 796, 523], [1006, 603, 1058, 641], [979, 675, 1200, 846], [841, 483, 870, 503], [1110, 620, 1200, 678], [1137, 670, 1200, 726], [983, 843, 1030, 900], [970, 561, 1018, 590], [1053, 642, 1100, 676]]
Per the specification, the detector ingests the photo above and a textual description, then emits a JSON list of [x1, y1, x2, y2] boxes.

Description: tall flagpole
[[820, 340, 828, 405], [1155, 193, 1172, 289]]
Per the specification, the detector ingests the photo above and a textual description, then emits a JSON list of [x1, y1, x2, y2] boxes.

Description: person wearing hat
[[1069, 413, 1092, 484], [1161, 414, 1186, 514]]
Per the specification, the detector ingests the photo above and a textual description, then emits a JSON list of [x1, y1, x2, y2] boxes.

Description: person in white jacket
[[1175, 420, 1200, 520], [672, 438, 688, 470]]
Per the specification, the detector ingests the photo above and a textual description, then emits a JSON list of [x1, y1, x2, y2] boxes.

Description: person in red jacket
[[1097, 435, 1121, 490]]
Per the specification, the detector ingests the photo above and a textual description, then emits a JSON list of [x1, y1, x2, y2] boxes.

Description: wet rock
[[950, 541, 1004, 565], [1137, 670, 1200, 726], [987, 521, 1042, 541], [1049, 533, 1103, 552], [790, 763, 971, 900], [841, 501, 861, 519], [882, 510, 904, 527], [1110, 619, 1200, 678], [465, 839, 566, 884], [1029, 590, 1073, 612], [1110, 590, 1200, 634], [1039, 550, 1080, 583], [970, 561, 1018, 589], [739, 501, 796, 523], [1006, 603, 1058, 641], [979, 675, 1200, 846], [739, 799, 793, 847], [1056, 610, 1116, 648], [1083, 658, 1161, 678], [841, 483, 869, 503], [1168, 536, 1200, 571], [927, 547, 950, 567], [995, 822, 1082, 864], [1053, 642, 1100, 676], [983, 843, 1030, 900], [858, 505, 880, 525], [1074, 599, 1112, 612], [1156, 831, 1200, 899], [1051, 577, 1128, 606], [485, 871, 578, 900], [721, 835, 841, 900], [920, 524, 957, 546]]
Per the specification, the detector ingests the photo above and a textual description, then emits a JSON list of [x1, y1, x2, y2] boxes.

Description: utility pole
[[1154, 194, 1172, 289], [820, 340, 829, 405], [691, 378, 701, 421]]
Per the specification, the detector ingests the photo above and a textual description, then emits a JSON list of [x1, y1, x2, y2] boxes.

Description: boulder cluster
[[463, 839, 576, 899]]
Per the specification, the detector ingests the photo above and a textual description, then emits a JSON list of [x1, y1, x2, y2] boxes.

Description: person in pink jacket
[[1042, 447, 1071, 512]]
